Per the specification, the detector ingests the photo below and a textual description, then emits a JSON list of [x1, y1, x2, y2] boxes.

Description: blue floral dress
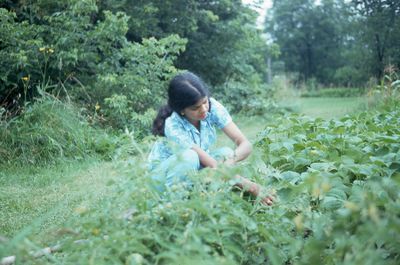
[[148, 98, 233, 188]]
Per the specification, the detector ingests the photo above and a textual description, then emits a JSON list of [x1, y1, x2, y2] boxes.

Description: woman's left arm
[[222, 122, 275, 205], [222, 121, 252, 164]]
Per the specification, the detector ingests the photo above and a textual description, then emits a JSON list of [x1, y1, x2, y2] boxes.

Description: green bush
[[92, 34, 186, 115], [254, 101, 400, 264], [333, 66, 366, 87], [0, 3, 186, 131], [0, 8, 45, 106], [214, 74, 276, 115]]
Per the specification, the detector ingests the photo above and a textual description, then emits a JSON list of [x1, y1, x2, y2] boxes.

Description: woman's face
[[182, 97, 209, 125]]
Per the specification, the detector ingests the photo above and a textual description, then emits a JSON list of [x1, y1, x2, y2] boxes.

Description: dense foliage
[[0, 0, 271, 120], [0, 1, 185, 122]]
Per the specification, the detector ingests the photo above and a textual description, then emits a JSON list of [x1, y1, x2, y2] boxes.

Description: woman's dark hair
[[152, 72, 210, 136]]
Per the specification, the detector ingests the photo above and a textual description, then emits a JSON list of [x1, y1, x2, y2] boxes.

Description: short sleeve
[[209, 98, 232, 129], [164, 116, 195, 150]]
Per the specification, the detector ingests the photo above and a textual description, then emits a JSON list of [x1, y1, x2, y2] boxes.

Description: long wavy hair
[[152, 72, 210, 136]]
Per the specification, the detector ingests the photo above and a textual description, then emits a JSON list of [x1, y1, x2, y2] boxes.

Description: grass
[[215, 96, 369, 151], [216, 115, 272, 149], [0, 158, 122, 240], [279, 96, 369, 119]]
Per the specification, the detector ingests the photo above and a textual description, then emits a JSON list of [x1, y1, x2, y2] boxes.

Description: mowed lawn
[[0, 159, 123, 238], [218, 96, 368, 146], [281, 96, 368, 119]]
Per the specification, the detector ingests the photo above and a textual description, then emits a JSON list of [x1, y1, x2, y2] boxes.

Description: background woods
[[1, 0, 399, 123], [266, 0, 400, 86]]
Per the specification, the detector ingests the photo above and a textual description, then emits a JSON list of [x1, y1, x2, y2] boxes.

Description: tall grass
[[0, 99, 112, 166]]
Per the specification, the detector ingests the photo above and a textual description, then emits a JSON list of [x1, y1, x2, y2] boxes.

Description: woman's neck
[[186, 118, 200, 130]]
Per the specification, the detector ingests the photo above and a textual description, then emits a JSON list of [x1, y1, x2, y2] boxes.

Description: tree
[[350, 0, 400, 78], [177, 0, 266, 85], [98, 0, 200, 42], [98, 0, 273, 112], [99, 0, 269, 87], [266, 0, 348, 84]]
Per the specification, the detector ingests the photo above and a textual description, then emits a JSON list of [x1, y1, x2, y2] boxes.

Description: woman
[[148, 71, 274, 205]]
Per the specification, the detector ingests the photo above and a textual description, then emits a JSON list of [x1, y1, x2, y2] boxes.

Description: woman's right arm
[[191, 144, 275, 205], [191, 145, 218, 168], [164, 120, 218, 168]]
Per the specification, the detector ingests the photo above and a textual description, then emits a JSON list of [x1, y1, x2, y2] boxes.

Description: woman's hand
[[222, 122, 252, 163], [252, 184, 276, 206], [222, 157, 236, 166], [235, 175, 276, 206]]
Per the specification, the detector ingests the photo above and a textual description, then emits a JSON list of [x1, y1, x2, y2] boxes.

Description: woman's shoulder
[[208, 97, 232, 128], [210, 97, 229, 111], [165, 112, 181, 126], [164, 111, 188, 133], [209, 97, 221, 106]]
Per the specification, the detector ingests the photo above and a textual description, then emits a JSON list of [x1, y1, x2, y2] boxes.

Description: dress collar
[[171, 112, 208, 134]]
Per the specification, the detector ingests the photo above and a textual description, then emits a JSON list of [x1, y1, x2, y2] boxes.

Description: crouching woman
[[148, 71, 274, 205]]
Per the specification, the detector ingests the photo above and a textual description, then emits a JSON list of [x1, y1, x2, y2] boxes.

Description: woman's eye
[[190, 100, 207, 110]]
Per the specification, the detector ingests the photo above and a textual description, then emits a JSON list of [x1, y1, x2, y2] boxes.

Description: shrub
[[214, 74, 276, 116], [0, 8, 45, 109], [0, 3, 186, 132], [333, 66, 366, 87]]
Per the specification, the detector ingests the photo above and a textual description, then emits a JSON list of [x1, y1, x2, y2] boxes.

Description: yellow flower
[[91, 228, 100, 236], [21, 76, 29, 81], [321, 182, 331, 193], [181, 212, 190, 218], [95, 103, 100, 111], [74, 206, 88, 214], [48, 48, 54, 53], [294, 214, 304, 230], [39, 47, 46, 52], [344, 201, 359, 211]]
